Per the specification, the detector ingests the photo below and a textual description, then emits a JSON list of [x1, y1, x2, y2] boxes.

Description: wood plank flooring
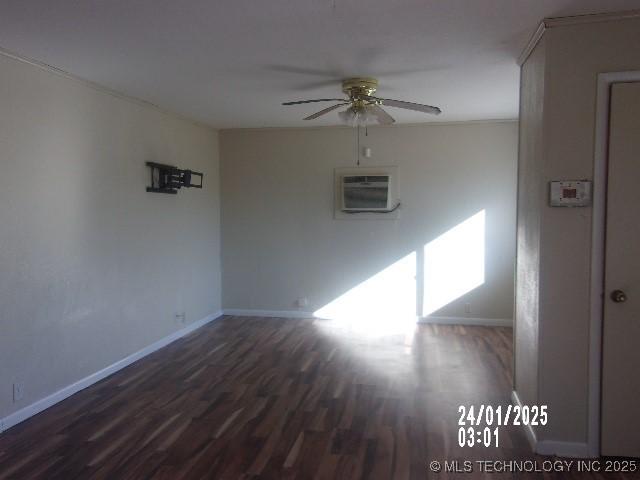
[[0, 316, 635, 479]]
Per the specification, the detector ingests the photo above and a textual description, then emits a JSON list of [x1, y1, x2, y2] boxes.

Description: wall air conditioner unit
[[341, 174, 392, 211]]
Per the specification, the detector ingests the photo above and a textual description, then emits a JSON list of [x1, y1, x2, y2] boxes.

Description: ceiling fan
[[282, 77, 441, 125]]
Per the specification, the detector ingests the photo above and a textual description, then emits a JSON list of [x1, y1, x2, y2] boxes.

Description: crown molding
[[518, 9, 640, 66], [517, 21, 546, 67], [0, 45, 214, 130], [544, 8, 640, 29], [220, 118, 518, 134]]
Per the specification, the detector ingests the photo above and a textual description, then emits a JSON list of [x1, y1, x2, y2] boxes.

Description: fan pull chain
[[356, 124, 360, 166]]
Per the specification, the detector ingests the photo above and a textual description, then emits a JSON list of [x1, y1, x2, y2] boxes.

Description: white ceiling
[[1, 1, 640, 128]]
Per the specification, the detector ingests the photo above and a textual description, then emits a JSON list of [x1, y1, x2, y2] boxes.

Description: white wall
[[539, 17, 640, 445], [0, 53, 221, 419], [220, 122, 517, 321], [514, 35, 545, 416], [515, 15, 640, 447]]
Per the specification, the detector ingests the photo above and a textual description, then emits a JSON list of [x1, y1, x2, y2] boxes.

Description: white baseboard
[[224, 309, 512, 327], [511, 390, 538, 451], [511, 390, 591, 458], [223, 309, 315, 319], [535, 440, 591, 458], [0, 310, 223, 433], [419, 315, 513, 327]]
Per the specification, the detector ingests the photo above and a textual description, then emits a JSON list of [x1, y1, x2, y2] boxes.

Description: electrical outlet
[[295, 297, 308, 309], [464, 303, 471, 314], [175, 312, 186, 324], [13, 382, 24, 403]]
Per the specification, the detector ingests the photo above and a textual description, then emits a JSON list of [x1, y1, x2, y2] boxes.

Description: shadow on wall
[[313, 210, 486, 336]]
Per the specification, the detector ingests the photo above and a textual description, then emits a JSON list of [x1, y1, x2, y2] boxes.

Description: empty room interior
[[1, 1, 640, 479]]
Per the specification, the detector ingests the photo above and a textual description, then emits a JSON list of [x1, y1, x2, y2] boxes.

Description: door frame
[[590, 71, 640, 457]]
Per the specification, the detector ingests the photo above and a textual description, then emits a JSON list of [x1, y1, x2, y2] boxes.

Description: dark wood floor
[[0, 316, 634, 479]]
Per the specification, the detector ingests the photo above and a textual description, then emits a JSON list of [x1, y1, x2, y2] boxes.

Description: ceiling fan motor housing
[[342, 77, 378, 104]]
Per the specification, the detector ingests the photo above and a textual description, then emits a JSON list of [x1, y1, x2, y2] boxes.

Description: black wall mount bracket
[[146, 162, 203, 194]]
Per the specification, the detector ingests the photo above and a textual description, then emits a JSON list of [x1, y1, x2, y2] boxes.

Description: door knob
[[610, 290, 627, 303]]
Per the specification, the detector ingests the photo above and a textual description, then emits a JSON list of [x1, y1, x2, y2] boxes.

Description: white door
[[601, 82, 640, 458]]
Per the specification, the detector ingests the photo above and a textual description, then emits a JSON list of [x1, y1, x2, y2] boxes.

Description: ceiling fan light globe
[[360, 106, 379, 125], [339, 105, 380, 127], [338, 107, 356, 126]]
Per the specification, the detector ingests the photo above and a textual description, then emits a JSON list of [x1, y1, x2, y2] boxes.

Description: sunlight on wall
[[313, 210, 486, 336], [313, 252, 417, 336], [423, 210, 485, 316]]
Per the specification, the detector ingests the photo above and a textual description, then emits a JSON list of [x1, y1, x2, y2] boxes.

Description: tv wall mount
[[146, 162, 203, 194]]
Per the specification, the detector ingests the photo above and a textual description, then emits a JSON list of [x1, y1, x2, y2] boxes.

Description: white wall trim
[[511, 390, 589, 458], [518, 21, 546, 66], [589, 71, 640, 459], [0, 45, 212, 130], [419, 316, 513, 327], [221, 118, 519, 133], [223, 309, 315, 319], [224, 309, 512, 327], [511, 390, 537, 451], [517, 10, 640, 66], [544, 9, 640, 29], [0, 310, 223, 433], [535, 440, 591, 458]]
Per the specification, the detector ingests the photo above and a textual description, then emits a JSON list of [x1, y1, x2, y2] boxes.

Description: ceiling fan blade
[[380, 98, 441, 115], [368, 105, 395, 125], [304, 103, 349, 120], [363, 95, 441, 115], [282, 98, 347, 106]]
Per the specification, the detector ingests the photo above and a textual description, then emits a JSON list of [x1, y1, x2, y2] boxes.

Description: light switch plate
[[550, 180, 592, 207]]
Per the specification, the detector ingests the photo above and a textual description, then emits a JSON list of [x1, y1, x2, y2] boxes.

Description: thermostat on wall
[[549, 180, 592, 207]]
